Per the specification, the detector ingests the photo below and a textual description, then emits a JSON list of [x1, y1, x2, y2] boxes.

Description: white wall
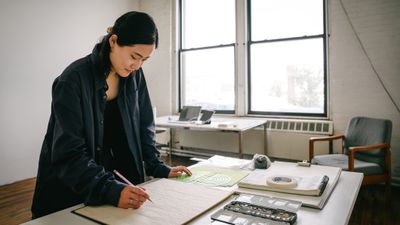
[[328, 0, 400, 184], [0, 0, 139, 185], [140, 0, 175, 117]]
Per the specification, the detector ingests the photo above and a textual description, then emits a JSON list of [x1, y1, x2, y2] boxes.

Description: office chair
[[309, 116, 392, 188]]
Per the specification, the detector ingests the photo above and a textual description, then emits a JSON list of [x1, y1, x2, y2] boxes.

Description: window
[[179, 0, 236, 112], [178, 0, 327, 117], [249, 0, 326, 116]]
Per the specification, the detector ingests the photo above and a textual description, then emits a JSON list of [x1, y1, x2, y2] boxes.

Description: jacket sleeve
[[50, 77, 125, 206], [136, 71, 171, 178]]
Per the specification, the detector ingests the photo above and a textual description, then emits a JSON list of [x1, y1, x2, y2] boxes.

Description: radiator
[[169, 118, 334, 161], [265, 119, 334, 160]]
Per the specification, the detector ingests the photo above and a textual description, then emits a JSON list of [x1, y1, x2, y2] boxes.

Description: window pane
[[181, 47, 235, 110], [182, 0, 235, 48], [251, 0, 323, 41], [250, 39, 324, 114]]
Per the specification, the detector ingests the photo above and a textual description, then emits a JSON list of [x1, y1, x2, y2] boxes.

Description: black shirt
[[102, 97, 140, 184]]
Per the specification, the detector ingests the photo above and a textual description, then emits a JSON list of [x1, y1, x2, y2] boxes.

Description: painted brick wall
[[328, 0, 400, 185]]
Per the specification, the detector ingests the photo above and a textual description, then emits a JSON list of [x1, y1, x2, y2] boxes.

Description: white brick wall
[[328, 0, 400, 185]]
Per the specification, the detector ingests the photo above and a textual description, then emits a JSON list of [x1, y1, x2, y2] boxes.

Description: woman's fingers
[[118, 186, 133, 208], [181, 166, 192, 176], [118, 186, 151, 209], [129, 186, 150, 201], [168, 165, 192, 177]]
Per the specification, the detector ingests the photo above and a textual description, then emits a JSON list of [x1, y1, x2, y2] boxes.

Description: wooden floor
[[0, 177, 35, 225], [1, 155, 399, 225]]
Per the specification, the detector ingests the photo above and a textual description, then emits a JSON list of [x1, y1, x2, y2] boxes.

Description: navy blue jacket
[[31, 44, 170, 218]]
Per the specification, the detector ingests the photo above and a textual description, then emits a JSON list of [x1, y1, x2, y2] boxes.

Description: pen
[[113, 169, 153, 203]]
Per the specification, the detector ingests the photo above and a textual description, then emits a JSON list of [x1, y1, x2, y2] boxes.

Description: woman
[[31, 11, 191, 218]]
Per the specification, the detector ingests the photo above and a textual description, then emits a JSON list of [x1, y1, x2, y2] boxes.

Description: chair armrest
[[310, 134, 345, 142], [347, 143, 391, 172], [348, 143, 390, 153], [309, 134, 345, 161]]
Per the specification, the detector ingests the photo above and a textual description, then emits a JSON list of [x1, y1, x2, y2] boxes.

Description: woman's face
[[108, 34, 155, 77]]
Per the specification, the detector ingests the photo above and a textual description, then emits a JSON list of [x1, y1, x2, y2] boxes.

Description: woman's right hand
[[118, 185, 150, 209]]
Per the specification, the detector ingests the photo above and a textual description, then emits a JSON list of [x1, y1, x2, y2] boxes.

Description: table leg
[[238, 132, 243, 159], [264, 123, 268, 156], [169, 128, 173, 164]]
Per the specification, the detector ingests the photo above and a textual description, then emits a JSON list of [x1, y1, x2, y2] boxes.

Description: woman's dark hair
[[99, 11, 159, 75]]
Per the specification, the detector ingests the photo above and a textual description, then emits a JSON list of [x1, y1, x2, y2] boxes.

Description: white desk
[[23, 170, 363, 225], [155, 116, 268, 158], [189, 171, 363, 225]]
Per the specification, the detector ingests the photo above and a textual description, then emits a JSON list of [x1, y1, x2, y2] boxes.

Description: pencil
[[113, 170, 153, 203]]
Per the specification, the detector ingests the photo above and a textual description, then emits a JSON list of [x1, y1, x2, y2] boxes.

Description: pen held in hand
[[113, 170, 154, 203]]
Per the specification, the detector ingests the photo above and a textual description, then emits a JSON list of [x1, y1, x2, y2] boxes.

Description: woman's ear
[[108, 34, 118, 48]]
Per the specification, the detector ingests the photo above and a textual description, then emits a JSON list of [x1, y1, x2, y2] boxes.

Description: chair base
[[362, 175, 391, 201]]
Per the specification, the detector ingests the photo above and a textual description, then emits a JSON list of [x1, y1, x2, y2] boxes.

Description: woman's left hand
[[168, 165, 192, 178]]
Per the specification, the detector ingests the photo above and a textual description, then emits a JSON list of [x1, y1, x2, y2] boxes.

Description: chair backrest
[[344, 117, 392, 166]]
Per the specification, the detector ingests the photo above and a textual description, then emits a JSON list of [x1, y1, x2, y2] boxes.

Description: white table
[[23, 170, 363, 225], [189, 171, 363, 225], [155, 115, 268, 158]]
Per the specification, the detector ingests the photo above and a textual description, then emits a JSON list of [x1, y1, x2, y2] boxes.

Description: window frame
[[177, 0, 236, 114], [177, 0, 329, 118]]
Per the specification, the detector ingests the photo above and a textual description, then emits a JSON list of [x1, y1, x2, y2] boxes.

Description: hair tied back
[[107, 26, 113, 34]]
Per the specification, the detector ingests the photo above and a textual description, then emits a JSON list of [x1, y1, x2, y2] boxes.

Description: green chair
[[309, 117, 392, 187]]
